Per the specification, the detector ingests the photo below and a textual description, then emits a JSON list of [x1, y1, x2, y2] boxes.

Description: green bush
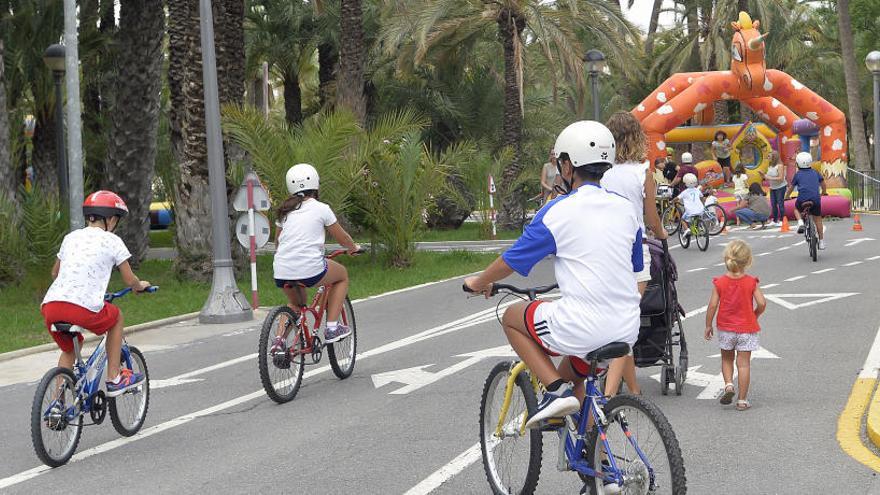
[[20, 188, 67, 266], [0, 193, 24, 286]]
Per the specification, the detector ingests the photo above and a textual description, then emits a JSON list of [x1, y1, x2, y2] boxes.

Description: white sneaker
[[818, 240, 826, 250]]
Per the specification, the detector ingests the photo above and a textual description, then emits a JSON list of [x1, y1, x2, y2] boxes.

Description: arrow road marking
[[649, 365, 727, 399], [844, 237, 875, 247], [765, 293, 859, 310]]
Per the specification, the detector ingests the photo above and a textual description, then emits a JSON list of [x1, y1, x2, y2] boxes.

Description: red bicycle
[[258, 249, 360, 403]]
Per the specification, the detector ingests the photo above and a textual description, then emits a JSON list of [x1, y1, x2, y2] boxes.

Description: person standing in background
[[711, 131, 732, 186], [541, 150, 559, 204], [765, 151, 787, 226]]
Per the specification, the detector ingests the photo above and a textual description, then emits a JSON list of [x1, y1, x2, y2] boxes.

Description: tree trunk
[[31, 111, 59, 195], [337, 0, 366, 123], [837, 0, 871, 168], [0, 40, 15, 202], [496, 8, 526, 229], [318, 42, 337, 108], [685, 2, 700, 72], [644, 0, 664, 55], [106, 0, 164, 267], [80, 0, 113, 190], [283, 73, 303, 126]]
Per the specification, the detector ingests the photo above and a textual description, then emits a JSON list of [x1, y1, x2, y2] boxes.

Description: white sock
[[110, 374, 121, 384], [326, 321, 338, 329], [797, 219, 803, 225]]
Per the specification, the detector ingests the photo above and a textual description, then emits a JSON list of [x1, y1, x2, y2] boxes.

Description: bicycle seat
[[585, 342, 630, 362], [800, 200, 814, 209], [50, 323, 82, 334]]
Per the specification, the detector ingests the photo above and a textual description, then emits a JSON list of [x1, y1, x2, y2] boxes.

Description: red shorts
[[523, 300, 593, 377], [41, 301, 120, 353]]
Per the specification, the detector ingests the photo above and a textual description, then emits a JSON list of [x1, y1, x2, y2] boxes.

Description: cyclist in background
[[785, 152, 827, 250], [464, 121, 643, 428], [670, 152, 698, 196], [677, 173, 705, 239]]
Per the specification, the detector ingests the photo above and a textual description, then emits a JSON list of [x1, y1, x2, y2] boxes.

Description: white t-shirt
[[43, 227, 132, 312], [733, 174, 749, 196], [273, 198, 338, 280], [601, 160, 647, 232], [501, 184, 643, 357], [680, 187, 705, 218]]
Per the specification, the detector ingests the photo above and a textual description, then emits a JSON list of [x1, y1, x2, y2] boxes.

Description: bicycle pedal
[[540, 417, 566, 431]]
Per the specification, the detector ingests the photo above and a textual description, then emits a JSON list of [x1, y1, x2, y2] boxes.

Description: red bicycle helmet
[[82, 190, 129, 219]]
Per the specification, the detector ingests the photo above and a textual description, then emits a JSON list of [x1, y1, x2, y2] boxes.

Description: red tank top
[[713, 274, 760, 333]]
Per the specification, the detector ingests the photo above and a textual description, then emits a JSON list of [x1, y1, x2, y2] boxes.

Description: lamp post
[[43, 44, 67, 204], [866, 51, 880, 170], [584, 49, 606, 121]]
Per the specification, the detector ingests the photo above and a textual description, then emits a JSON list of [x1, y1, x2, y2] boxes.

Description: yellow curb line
[[868, 379, 880, 450], [837, 377, 880, 472]]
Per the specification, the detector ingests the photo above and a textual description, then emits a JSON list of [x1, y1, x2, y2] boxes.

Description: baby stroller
[[634, 238, 688, 395]]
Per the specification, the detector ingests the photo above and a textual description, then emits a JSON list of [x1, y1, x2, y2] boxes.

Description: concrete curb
[[0, 311, 200, 363], [867, 381, 880, 451]]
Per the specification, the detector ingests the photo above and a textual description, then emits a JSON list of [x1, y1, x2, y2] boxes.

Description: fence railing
[[847, 168, 880, 212]]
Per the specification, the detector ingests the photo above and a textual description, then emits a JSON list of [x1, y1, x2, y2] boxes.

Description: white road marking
[[403, 443, 482, 495], [859, 323, 880, 379], [794, 240, 806, 246], [761, 235, 777, 239], [350, 271, 480, 304], [757, 252, 771, 256], [844, 238, 875, 248], [843, 261, 863, 267], [150, 377, 205, 390], [868, 255, 880, 261], [687, 267, 707, 273], [784, 275, 806, 282], [714, 262, 725, 267], [812, 268, 835, 274], [650, 365, 724, 398], [683, 306, 708, 320], [765, 292, 859, 310], [760, 283, 779, 289], [776, 246, 791, 251], [709, 346, 780, 359]]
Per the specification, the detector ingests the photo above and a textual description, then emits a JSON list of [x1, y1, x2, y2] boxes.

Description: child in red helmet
[[41, 191, 151, 396]]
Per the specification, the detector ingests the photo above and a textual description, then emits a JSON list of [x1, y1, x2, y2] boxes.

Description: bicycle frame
[[493, 361, 658, 488], [64, 332, 136, 416]]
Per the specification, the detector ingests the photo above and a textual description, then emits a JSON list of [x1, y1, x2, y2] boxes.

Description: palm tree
[[645, 0, 664, 55], [0, 39, 15, 202], [383, 0, 637, 227], [105, 0, 164, 266], [337, 0, 366, 124], [836, 0, 870, 168], [246, 0, 317, 126]]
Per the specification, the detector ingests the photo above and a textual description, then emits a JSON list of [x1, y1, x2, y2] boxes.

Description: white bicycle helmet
[[683, 173, 698, 187], [286, 163, 320, 195], [553, 121, 616, 169], [681, 152, 693, 164], [795, 151, 814, 169]]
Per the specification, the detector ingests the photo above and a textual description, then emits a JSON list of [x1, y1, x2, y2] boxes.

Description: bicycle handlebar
[[327, 248, 367, 259], [462, 282, 558, 297], [105, 286, 158, 302]]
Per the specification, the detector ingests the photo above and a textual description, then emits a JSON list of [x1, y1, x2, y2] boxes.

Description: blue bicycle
[[472, 284, 686, 494], [31, 287, 156, 467]]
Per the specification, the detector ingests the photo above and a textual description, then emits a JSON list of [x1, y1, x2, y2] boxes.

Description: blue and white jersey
[[502, 184, 643, 356]]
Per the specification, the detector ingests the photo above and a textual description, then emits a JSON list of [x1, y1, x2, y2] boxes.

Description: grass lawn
[[148, 229, 174, 248], [353, 223, 520, 244], [0, 250, 497, 354]]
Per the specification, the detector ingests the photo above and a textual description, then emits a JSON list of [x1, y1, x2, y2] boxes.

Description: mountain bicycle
[[800, 201, 819, 262], [678, 214, 709, 251], [258, 249, 363, 404], [31, 287, 157, 467], [657, 186, 681, 236], [466, 283, 686, 494]]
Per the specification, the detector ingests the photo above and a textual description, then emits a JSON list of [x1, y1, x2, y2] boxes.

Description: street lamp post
[[43, 44, 67, 204], [197, 0, 253, 323], [584, 49, 606, 121], [866, 51, 880, 170]]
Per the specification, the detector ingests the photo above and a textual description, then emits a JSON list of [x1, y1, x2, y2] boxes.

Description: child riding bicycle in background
[[464, 121, 644, 428], [785, 151, 828, 250], [704, 240, 766, 411], [273, 163, 360, 344], [41, 191, 151, 397], [676, 173, 705, 239]]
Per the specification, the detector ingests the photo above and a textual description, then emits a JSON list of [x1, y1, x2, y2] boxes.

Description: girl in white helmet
[[464, 121, 644, 428], [273, 164, 361, 343]]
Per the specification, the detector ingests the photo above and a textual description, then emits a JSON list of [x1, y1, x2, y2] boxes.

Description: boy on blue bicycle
[[785, 151, 827, 250], [41, 191, 151, 397], [464, 121, 643, 428]]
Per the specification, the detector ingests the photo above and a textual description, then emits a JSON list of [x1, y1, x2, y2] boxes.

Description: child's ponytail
[[276, 190, 318, 222]]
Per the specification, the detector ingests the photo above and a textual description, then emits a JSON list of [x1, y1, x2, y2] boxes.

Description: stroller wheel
[[675, 367, 684, 396], [660, 364, 671, 395]]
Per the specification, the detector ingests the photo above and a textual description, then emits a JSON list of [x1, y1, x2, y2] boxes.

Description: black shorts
[[718, 156, 731, 168], [275, 261, 329, 289], [796, 198, 821, 217]]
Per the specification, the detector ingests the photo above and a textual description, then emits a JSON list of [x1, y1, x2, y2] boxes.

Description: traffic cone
[[853, 214, 864, 232], [780, 216, 790, 233]]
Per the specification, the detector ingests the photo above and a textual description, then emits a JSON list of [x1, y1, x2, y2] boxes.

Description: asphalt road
[[3, 216, 880, 494]]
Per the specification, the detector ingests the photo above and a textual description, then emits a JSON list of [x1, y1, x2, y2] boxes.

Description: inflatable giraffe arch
[[633, 12, 848, 188]]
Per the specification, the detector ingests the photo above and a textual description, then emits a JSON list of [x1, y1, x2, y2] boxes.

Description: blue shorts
[[796, 198, 821, 217], [275, 261, 328, 289]]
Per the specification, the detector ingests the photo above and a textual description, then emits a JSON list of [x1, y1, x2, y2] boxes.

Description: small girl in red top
[[705, 240, 767, 411]]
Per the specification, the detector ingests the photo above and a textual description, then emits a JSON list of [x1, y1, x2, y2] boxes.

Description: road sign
[[235, 211, 270, 249], [765, 292, 859, 310], [232, 172, 271, 212], [372, 345, 516, 395]]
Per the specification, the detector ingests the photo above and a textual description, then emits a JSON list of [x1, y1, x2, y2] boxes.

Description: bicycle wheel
[[677, 223, 690, 249], [585, 395, 686, 495], [258, 306, 305, 403], [31, 367, 82, 467], [109, 345, 150, 436], [705, 204, 727, 236], [480, 361, 542, 495], [328, 296, 357, 379], [696, 220, 709, 251], [662, 204, 682, 236]]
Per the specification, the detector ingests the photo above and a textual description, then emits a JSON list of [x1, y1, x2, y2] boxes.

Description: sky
[[621, 0, 678, 34]]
